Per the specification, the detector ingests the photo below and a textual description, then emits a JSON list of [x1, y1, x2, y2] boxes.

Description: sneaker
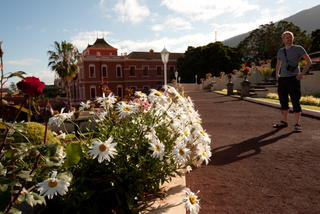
[[294, 124, 302, 132]]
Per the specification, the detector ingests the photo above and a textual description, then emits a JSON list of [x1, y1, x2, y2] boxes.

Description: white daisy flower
[[182, 188, 200, 214], [78, 100, 91, 111], [55, 147, 66, 166], [196, 144, 211, 165], [36, 171, 70, 199], [134, 91, 147, 99], [96, 92, 117, 110], [148, 89, 169, 106], [88, 137, 117, 163], [148, 138, 165, 160], [58, 132, 66, 140], [115, 101, 138, 118], [48, 108, 73, 127], [172, 141, 191, 164]]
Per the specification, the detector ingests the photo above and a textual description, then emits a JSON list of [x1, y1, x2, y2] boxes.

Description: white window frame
[[116, 65, 122, 78], [117, 85, 123, 97], [101, 64, 108, 78], [129, 66, 136, 77], [142, 66, 149, 77], [156, 66, 163, 77], [90, 85, 96, 99], [89, 64, 95, 78], [143, 85, 150, 94]]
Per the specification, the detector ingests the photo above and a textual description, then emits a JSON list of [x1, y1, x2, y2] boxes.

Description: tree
[[238, 21, 311, 65], [177, 42, 243, 83], [47, 41, 79, 110], [9, 82, 17, 91], [310, 29, 320, 53]]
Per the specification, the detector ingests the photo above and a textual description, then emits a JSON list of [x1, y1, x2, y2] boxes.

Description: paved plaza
[[186, 91, 320, 214]]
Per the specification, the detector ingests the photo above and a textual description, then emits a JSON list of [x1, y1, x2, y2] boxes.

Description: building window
[[169, 66, 175, 74], [157, 66, 162, 76], [142, 66, 149, 76], [117, 85, 123, 97], [130, 86, 137, 94], [102, 65, 108, 78], [143, 86, 150, 94], [116, 65, 122, 77], [89, 64, 95, 78], [157, 82, 162, 90], [90, 85, 96, 99], [130, 66, 136, 76]]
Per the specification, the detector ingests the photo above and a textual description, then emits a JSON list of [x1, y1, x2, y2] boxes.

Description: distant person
[[273, 31, 312, 132]]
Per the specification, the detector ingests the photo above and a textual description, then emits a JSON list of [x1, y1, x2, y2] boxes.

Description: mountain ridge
[[222, 4, 320, 47]]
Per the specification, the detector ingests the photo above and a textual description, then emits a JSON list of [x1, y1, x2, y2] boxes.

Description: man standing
[[273, 31, 312, 132]]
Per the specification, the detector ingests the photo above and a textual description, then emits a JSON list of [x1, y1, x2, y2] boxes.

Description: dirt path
[[186, 92, 320, 214]]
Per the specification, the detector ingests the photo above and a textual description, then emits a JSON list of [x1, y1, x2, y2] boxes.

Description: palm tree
[[47, 41, 79, 110]]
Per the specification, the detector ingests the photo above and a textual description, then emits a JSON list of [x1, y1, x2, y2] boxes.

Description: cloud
[[151, 16, 192, 32], [5, 59, 42, 66], [71, 31, 113, 50], [113, 0, 150, 24], [160, 0, 259, 21], [26, 70, 56, 85]]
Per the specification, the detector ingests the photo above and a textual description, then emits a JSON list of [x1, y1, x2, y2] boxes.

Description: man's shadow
[[209, 129, 294, 166]]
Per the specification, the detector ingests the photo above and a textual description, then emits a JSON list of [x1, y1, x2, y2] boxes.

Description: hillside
[[222, 4, 320, 47]]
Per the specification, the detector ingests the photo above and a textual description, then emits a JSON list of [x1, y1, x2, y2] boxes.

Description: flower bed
[[1, 84, 210, 214]]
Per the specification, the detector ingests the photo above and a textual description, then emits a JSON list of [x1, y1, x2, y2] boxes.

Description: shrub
[[6, 122, 60, 145]]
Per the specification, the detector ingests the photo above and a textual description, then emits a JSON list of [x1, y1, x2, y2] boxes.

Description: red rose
[[17, 76, 45, 97]]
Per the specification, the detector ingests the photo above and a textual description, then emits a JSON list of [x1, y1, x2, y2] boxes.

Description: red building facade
[[70, 38, 184, 101]]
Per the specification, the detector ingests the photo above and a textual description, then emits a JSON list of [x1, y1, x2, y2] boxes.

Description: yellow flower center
[[179, 149, 184, 156], [155, 145, 160, 151], [200, 130, 205, 136], [106, 102, 109, 104], [57, 114, 62, 117], [202, 151, 206, 157], [189, 196, 195, 204], [189, 110, 192, 113], [48, 180, 58, 188], [139, 92, 143, 95], [155, 92, 162, 96], [99, 144, 107, 152], [196, 121, 200, 124], [184, 131, 188, 136], [123, 107, 130, 111]]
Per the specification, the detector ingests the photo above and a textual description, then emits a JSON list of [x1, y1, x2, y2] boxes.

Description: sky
[[1, 0, 319, 88]]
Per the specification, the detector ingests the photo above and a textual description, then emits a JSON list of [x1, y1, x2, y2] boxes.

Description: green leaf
[[36, 143, 58, 157], [3, 149, 19, 159], [6, 71, 27, 80], [57, 171, 73, 183], [64, 143, 81, 168], [17, 171, 32, 182], [0, 163, 6, 176], [24, 192, 46, 207]]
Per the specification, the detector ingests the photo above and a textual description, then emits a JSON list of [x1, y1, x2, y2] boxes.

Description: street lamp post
[[160, 47, 170, 94], [175, 71, 178, 88], [178, 77, 181, 88], [195, 75, 197, 84]]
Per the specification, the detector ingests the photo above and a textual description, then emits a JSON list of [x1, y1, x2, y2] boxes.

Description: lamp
[[161, 47, 170, 94], [175, 71, 178, 88], [178, 77, 181, 88], [195, 75, 197, 84]]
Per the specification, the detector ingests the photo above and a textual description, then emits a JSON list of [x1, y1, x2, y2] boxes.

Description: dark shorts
[[277, 76, 301, 112]]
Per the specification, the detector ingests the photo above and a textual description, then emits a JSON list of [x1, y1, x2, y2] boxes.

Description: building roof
[[127, 52, 184, 60], [86, 38, 116, 49]]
